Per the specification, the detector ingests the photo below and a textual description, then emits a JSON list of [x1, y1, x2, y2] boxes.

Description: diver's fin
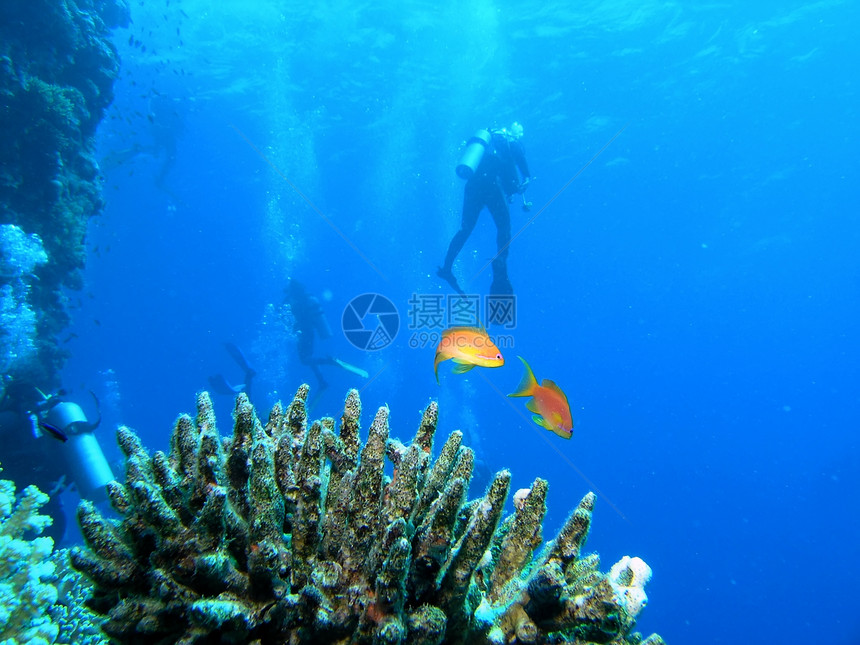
[[436, 267, 465, 295], [224, 342, 254, 374], [334, 358, 369, 378], [208, 374, 244, 396]]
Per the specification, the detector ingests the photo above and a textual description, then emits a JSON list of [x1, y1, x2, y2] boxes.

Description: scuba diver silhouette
[[284, 279, 367, 405], [438, 122, 532, 296], [0, 380, 114, 543], [286, 279, 337, 392], [208, 282, 367, 409], [149, 94, 184, 205]]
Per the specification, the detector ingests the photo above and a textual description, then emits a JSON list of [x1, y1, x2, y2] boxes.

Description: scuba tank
[[44, 401, 88, 428], [455, 129, 492, 179], [44, 398, 114, 502], [61, 433, 114, 502]]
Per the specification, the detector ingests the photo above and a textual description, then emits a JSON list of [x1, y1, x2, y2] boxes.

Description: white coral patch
[[477, 547, 493, 569], [513, 488, 530, 511], [474, 596, 505, 630], [608, 555, 652, 617]]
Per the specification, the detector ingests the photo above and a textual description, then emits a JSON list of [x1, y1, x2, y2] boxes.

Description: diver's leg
[[307, 366, 329, 412], [488, 193, 513, 295], [441, 187, 481, 272], [296, 335, 327, 391], [297, 335, 314, 366], [438, 188, 481, 293], [311, 363, 328, 391], [244, 373, 254, 402]]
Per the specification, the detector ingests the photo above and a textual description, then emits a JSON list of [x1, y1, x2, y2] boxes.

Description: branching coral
[[71, 387, 665, 644], [0, 466, 59, 643], [47, 548, 108, 645], [0, 467, 107, 644]]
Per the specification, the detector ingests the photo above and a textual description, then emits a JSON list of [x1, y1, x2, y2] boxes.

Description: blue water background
[[61, 1, 859, 643]]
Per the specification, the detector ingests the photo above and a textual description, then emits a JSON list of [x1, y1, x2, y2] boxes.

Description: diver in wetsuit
[[149, 94, 184, 204], [0, 383, 67, 535], [285, 279, 339, 393], [438, 122, 532, 296], [0, 380, 113, 544], [285, 279, 368, 399]]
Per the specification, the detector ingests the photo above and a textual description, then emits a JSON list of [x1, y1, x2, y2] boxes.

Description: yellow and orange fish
[[434, 326, 504, 382], [508, 356, 573, 439]]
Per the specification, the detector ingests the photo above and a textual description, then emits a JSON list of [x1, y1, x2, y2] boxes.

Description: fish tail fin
[[508, 355, 538, 397], [434, 351, 448, 384]]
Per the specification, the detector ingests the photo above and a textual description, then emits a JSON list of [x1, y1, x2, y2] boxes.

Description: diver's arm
[[511, 141, 531, 181]]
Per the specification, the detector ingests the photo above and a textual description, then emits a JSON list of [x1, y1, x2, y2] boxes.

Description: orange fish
[[434, 326, 504, 382], [508, 356, 573, 439]]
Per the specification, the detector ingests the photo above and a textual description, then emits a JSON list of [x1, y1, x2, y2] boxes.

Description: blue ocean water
[[59, 1, 858, 643]]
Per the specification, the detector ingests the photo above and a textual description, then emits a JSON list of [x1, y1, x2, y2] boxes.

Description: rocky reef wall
[[0, 0, 128, 384]]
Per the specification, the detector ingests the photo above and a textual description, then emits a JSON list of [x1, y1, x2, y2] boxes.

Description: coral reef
[[71, 387, 664, 644], [48, 548, 108, 645], [0, 464, 107, 645], [0, 0, 128, 384], [608, 556, 652, 620], [0, 224, 48, 375], [0, 465, 59, 643]]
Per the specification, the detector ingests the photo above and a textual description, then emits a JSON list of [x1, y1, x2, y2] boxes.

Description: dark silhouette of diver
[[148, 94, 184, 205], [438, 122, 532, 296], [287, 279, 337, 392], [0, 384, 70, 530], [208, 342, 257, 400], [285, 279, 367, 404], [0, 380, 112, 544]]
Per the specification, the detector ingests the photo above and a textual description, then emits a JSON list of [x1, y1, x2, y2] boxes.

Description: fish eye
[[496, 353, 502, 360]]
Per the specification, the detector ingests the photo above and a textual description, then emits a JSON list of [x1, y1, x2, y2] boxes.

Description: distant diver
[[148, 94, 184, 205], [438, 122, 532, 296], [284, 279, 367, 405], [208, 342, 257, 400], [100, 95, 185, 206]]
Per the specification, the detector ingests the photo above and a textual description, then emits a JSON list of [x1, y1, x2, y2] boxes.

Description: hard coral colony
[[71, 387, 664, 644]]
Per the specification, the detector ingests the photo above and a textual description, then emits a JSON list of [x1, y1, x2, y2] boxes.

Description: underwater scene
[[1, 0, 858, 643]]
